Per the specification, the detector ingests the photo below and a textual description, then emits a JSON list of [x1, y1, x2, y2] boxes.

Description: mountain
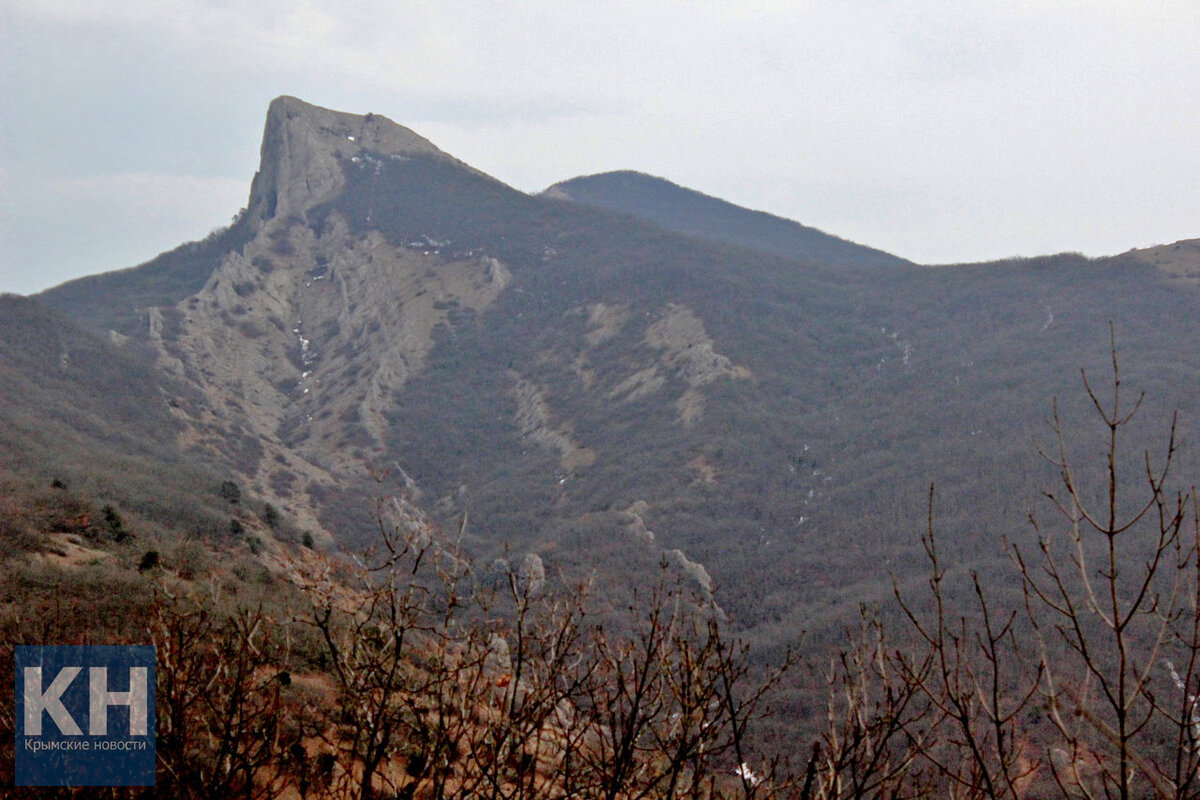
[[26, 96, 1200, 645], [9, 94, 1200, 794], [543, 170, 912, 268]]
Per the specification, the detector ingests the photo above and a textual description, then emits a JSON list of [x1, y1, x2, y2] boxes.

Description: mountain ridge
[[21, 96, 1200, 642], [543, 170, 912, 269], [246, 95, 468, 231]]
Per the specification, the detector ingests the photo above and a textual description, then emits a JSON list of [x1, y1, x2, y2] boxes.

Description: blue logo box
[[15, 645, 156, 787]]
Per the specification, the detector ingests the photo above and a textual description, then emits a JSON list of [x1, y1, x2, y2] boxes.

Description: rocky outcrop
[[604, 303, 750, 425], [148, 98, 516, 536], [619, 501, 724, 619], [509, 374, 596, 472], [583, 302, 631, 347], [517, 552, 546, 599], [246, 96, 452, 231], [156, 212, 512, 521], [645, 304, 750, 387], [621, 501, 656, 544]]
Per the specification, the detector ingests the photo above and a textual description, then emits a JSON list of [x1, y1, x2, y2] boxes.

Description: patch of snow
[[1040, 304, 1055, 333], [1167, 660, 1200, 751], [735, 763, 763, 787], [292, 323, 317, 372]]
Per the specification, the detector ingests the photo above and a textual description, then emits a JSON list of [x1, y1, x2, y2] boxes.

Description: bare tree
[[1011, 334, 1200, 799], [562, 574, 794, 800], [892, 490, 1042, 799], [878, 334, 1200, 799], [152, 586, 292, 800], [288, 492, 798, 800], [802, 607, 935, 799], [290, 496, 467, 800]]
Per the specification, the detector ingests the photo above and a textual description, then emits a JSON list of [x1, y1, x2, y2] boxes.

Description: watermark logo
[[15, 645, 156, 787]]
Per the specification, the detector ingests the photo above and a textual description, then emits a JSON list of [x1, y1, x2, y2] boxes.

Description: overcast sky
[[2, 1, 1198, 296]]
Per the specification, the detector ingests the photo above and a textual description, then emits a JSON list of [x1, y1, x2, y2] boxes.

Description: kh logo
[[15, 646, 156, 787]]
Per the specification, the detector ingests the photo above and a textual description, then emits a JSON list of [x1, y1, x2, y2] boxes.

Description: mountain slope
[[0, 293, 250, 547], [1126, 236, 1200, 287], [543, 170, 912, 268], [35, 222, 254, 337]]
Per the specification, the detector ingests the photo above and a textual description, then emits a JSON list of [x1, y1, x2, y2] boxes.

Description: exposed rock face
[[664, 548, 726, 621], [645, 304, 750, 387], [517, 552, 546, 599], [246, 96, 448, 231], [583, 302, 631, 347], [154, 214, 512, 524], [483, 633, 512, 678], [510, 374, 595, 472], [621, 501, 656, 544], [603, 303, 750, 425], [618, 500, 724, 619], [149, 98, 515, 536]]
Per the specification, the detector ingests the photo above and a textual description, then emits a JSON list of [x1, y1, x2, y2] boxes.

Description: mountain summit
[[544, 170, 911, 268], [247, 96, 453, 230]]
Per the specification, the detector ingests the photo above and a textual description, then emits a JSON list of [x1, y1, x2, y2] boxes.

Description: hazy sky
[[2, 1, 1198, 296]]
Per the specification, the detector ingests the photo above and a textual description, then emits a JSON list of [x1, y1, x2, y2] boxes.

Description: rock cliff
[[246, 95, 449, 230]]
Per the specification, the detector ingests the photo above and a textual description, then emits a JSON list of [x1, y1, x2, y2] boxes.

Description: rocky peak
[[245, 96, 448, 230]]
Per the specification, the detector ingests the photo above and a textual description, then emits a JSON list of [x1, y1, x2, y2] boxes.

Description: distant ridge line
[[543, 170, 913, 269]]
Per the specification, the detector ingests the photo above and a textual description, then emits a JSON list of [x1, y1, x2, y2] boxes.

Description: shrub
[[261, 503, 279, 530], [102, 504, 130, 542], [218, 480, 241, 505]]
